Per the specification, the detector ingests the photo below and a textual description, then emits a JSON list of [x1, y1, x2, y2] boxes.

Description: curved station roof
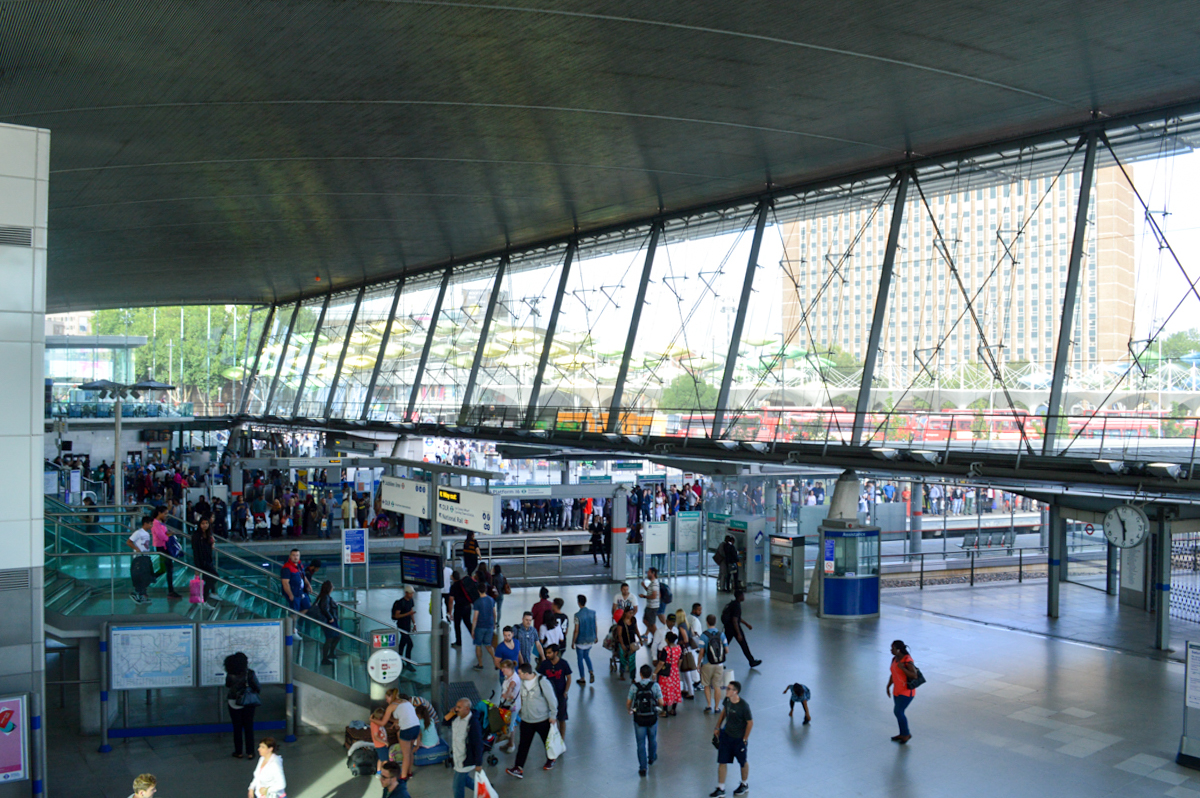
[[2, 0, 1199, 311]]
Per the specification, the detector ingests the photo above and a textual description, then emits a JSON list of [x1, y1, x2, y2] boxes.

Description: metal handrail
[[450, 536, 564, 577]]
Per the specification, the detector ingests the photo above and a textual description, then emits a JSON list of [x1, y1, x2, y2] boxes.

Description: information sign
[[645, 521, 670, 555], [1188, 642, 1200, 711], [69, 469, 81, 500], [110, 624, 195, 690], [399, 551, 443, 588], [380, 476, 430, 518], [676, 511, 701, 550], [343, 527, 367, 565], [0, 695, 27, 783], [579, 475, 612, 484], [489, 485, 553, 498], [198, 620, 283, 687], [373, 631, 398, 649], [824, 539, 836, 574], [614, 462, 643, 471], [435, 487, 498, 534], [367, 649, 404, 684]]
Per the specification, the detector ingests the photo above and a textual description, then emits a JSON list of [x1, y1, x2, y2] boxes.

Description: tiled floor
[[48, 577, 1200, 797]]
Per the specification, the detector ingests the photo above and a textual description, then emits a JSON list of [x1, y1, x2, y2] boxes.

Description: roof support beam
[[293, 292, 331, 418], [361, 278, 405, 420], [324, 286, 365, 421], [608, 223, 661, 434], [460, 256, 508, 425], [713, 202, 769, 439], [265, 300, 301, 415], [525, 241, 575, 429], [1043, 132, 1097, 455], [407, 268, 452, 422], [239, 304, 276, 415], [853, 170, 909, 446]]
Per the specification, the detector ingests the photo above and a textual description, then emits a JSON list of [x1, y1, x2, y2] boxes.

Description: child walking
[[784, 682, 811, 724]]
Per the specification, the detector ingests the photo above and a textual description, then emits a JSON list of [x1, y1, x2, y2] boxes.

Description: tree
[[1159, 329, 1200, 360], [658, 374, 718, 410]]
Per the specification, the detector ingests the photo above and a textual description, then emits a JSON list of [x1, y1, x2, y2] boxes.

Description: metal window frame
[[524, 240, 576, 428], [292, 292, 331, 418], [406, 267, 453, 421], [264, 300, 301, 415], [361, 278, 405, 420], [459, 255, 509, 424], [239, 304, 276, 414], [607, 222, 662, 433], [323, 286, 365, 420]]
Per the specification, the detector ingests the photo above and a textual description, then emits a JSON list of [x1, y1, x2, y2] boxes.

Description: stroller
[[469, 697, 505, 767], [603, 622, 623, 675], [251, 512, 269, 541]]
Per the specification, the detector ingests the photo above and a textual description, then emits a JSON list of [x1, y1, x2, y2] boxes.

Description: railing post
[[853, 170, 909, 445], [1044, 132, 1098, 454], [919, 554, 924, 589], [284, 616, 296, 742], [970, 550, 975, 586], [1019, 548, 1023, 583], [98, 622, 111, 753]]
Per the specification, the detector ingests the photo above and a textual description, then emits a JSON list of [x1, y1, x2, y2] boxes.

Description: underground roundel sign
[[367, 648, 403, 684]]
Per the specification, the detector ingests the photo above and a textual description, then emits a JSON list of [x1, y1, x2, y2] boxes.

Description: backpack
[[658, 581, 672, 605], [165, 534, 182, 558], [632, 682, 658, 726], [703, 630, 726, 665], [713, 549, 725, 566], [720, 601, 735, 628], [347, 741, 378, 776]]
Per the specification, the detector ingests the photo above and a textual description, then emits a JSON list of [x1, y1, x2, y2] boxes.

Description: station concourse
[[7, 1, 1200, 795]]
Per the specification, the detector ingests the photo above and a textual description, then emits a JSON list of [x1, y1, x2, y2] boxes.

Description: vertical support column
[[853, 170, 909, 445], [98, 628, 111, 752], [265, 301, 302, 414], [323, 286, 365, 420], [1043, 132, 1098, 454], [611, 486, 628, 582], [713, 201, 769, 438], [292, 293, 331, 418], [1156, 509, 1172, 650], [361, 278, 405, 420], [607, 223, 662, 433], [427, 470, 444, 692], [908, 479, 922, 560], [460, 256, 509, 424], [240, 304, 277, 414], [31, 691, 44, 797], [525, 241, 575, 428], [1106, 541, 1118, 596], [1047, 504, 1061, 618], [284, 616, 296, 741], [407, 269, 452, 422]]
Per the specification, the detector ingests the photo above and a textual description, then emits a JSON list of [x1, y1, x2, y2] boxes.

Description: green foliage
[[940, 400, 957, 410], [830, 393, 856, 409], [92, 306, 262, 406], [658, 374, 718, 410], [967, 397, 991, 410], [1159, 329, 1200, 360]]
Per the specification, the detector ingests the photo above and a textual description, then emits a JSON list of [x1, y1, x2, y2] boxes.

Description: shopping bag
[[475, 769, 499, 798], [545, 724, 566, 759], [188, 575, 205, 604], [722, 668, 735, 687]]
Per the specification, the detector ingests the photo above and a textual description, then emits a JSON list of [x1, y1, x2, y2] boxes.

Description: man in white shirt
[[125, 516, 154, 604], [341, 491, 357, 533], [640, 568, 664, 626]]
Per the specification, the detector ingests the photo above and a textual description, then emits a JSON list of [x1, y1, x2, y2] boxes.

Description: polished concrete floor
[[50, 577, 1200, 798]]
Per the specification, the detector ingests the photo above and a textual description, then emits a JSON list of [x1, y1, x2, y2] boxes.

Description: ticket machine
[[817, 519, 880, 619], [769, 533, 806, 603]]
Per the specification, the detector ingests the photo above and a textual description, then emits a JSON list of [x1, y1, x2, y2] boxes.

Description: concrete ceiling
[[2, 0, 1199, 312]]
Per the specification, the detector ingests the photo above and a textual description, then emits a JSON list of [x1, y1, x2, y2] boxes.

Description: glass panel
[[328, 284, 401, 419], [413, 262, 502, 423], [467, 245, 568, 429], [294, 292, 358, 418], [367, 272, 446, 422], [247, 305, 295, 415], [617, 207, 759, 438], [270, 300, 325, 416], [531, 226, 655, 431]]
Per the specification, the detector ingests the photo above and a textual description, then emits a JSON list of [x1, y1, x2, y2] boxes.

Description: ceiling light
[[623, 435, 644, 446], [715, 440, 740, 451], [741, 442, 768, 453], [1091, 459, 1124, 474], [910, 450, 941, 465], [1147, 462, 1183, 480], [602, 433, 621, 443], [872, 448, 900, 460]]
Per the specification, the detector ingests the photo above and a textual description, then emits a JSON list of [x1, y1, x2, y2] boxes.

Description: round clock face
[[1103, 505, 1150, 549]]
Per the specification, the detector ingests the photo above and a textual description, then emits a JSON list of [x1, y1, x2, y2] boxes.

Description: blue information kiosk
[[817, 519, 881, 619]]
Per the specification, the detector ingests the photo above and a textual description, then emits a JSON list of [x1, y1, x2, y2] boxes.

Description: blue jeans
[[634, 722, 657, 771], [576, 646, 594, 678], [452, 769, 476, 798], [893, 694, 914, 736]]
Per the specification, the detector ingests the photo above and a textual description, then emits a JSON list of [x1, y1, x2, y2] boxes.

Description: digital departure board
[[399, 551, 443, 589]]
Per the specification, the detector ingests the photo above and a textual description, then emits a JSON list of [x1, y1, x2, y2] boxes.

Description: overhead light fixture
[[715, 440, 740, 451], [1147, 462, 1183, 480], [910, 450, 941, 465], [623, 435, 644, 446], [602, 432, 622, 443], [529, 430, 548, 439], [872, 448, 900, 460], [1091, 459, 1124, 475], [741, 442, 768, 453]]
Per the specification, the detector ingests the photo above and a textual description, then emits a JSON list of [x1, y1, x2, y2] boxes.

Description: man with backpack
[[722, 592, 761, 668], [640, 567, 664, 626], [699, 614, 729, 713], [626, 663, 664, 777]]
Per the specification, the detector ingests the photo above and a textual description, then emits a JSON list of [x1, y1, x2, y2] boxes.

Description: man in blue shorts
[[711, 680, 752, 797]]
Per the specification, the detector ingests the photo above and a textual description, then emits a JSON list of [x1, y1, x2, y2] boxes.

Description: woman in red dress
[[656, 632, 683, 716]]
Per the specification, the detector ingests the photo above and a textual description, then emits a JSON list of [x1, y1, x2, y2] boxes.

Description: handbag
[[680, 650, 698, 673], [241, 686, 262, 707], [906, 666, 926, 691], [545, 724, 566, 759], [502, 581, 512, 595]]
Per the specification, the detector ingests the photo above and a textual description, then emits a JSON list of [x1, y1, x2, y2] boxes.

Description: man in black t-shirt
[[391, 585, 416, 662], [536, 644, 572, 736], [721, 592, 761, 668]]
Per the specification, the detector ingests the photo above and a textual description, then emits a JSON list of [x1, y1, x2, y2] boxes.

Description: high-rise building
[[780, 166, 1135, 373]]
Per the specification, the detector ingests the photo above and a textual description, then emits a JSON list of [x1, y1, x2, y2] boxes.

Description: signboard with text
[[343, 527, 367, 565], [676, 511, 701, 550], [0, 695, 27, 783], [489, 485, 553, 498], [380, 476, 430, 518], [435, 486, 498, 535]]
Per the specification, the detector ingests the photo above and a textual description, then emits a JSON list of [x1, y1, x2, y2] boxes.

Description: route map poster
[[199, 621, 283, 687], [109, 624, 195, 690], [0, 695, 27, 783]]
